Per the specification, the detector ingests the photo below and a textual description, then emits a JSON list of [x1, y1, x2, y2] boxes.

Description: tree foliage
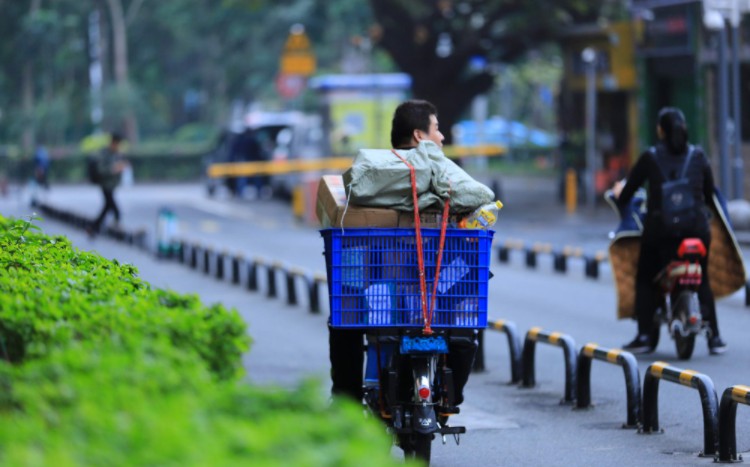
[[368, 0, 621, 142], [0, 0, 621, 150], [0, 0, 376, 151]]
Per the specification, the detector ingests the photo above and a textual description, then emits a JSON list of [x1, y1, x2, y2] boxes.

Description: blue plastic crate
[[321, 228, 493, 329]]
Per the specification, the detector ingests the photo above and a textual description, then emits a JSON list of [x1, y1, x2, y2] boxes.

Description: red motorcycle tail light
[[689, 316, 699, 325], [418, 386, 431, 400]]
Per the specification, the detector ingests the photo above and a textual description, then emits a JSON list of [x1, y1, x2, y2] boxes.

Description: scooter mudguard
[[412, 404, 438, 434]]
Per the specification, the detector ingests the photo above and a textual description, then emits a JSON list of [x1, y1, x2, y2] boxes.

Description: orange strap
[[390, 149, 450, 334]]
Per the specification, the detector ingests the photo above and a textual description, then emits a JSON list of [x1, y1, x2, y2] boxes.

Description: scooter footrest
[[440, 426, 466, 435]]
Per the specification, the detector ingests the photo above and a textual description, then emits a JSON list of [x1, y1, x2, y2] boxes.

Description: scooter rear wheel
[[400, 433, 433, 464], [673, 291, 699, 360], [675, 333, 696, 360]]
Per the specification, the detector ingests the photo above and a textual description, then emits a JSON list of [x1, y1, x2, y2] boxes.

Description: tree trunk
[[21, 0, 42, 155], [412, 71, 495, 145], [105, 0, 138, 143]]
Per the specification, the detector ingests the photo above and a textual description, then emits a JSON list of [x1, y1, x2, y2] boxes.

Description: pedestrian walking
[[88, 132, 128, 236]]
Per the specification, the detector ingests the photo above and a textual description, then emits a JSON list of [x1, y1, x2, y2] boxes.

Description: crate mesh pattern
[[322, 228, 493, 329]]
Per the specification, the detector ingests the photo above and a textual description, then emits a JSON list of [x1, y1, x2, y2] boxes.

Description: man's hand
[[612, 179, 626, 199]]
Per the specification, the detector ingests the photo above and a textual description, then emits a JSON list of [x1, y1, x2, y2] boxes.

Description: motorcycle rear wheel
[[675, 333, 696, 360], [400, 433, 433, 464], [673, 291, 699, 360]]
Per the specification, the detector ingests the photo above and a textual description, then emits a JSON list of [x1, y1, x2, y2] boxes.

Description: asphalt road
[[3, 180, 749, 466]]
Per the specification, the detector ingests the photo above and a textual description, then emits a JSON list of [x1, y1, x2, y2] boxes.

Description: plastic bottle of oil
[[458, 200, 504, 229]]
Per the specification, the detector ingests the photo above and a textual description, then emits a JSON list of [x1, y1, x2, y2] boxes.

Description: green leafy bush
[[0, 341, 398, 467], [0, 215, 249, 380], [0, 215, 404, 465]]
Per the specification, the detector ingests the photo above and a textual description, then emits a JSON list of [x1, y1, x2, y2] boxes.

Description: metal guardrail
[[496, 238, 607, 279], [716, 384, 750, 462], [486, 319, 523, 384], [641, 361, 719, 457], [575, 343, 641, 428], [521, 327, 577, 404]]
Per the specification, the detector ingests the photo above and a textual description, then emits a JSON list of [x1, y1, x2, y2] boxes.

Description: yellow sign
[[280, 29, 316, 76]]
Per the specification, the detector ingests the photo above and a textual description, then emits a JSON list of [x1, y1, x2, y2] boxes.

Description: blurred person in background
[[88, 132, 128, 236]]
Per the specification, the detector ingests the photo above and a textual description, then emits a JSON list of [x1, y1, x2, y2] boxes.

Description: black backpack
[[86, 156, 101, 184], [653, 145, 697, 233]]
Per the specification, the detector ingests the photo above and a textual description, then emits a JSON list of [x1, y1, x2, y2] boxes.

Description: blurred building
[[558, 0, 750, 199], [558, 21, 638, 196], [308, 73, 411, 155]]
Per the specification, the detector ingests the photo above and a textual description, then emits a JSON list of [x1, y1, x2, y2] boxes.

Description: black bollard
[[216, 252, 225, 280], [231, 256, 241, 285], [286, 269, 298, 306], [247, 260, 259, 291], [203, 248, 211, 275], [190, 244, 199, 269], [267, 263, 278, 298]]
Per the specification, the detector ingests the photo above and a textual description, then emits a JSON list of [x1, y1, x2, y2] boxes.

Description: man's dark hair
[[390, 99, 437, 148], [110, 132, 124, 145]]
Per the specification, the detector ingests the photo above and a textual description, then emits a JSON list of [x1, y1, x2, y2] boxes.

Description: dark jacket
[[616, 142, 714, 242], [97, 147, 122, 191]]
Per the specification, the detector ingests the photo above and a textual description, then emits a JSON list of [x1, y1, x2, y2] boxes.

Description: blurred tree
[[368, 0, 611, 143], [103, 0, 142, 143]]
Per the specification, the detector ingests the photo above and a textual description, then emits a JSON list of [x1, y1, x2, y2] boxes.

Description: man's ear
[[412, 129, 422, 143]]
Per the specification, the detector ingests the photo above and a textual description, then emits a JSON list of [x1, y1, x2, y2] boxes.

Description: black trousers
[[329, 327, 477, 404], [635, 235, 718, 336], [92, 187, 120, 231]]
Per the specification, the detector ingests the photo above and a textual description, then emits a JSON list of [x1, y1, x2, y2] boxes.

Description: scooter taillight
[[418, 386, 431, 400], [689, 315, 699, 325], [677, 238, 706, 259]]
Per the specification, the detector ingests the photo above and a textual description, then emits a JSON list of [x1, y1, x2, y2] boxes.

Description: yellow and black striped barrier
[[496, 238, 608, 279], [641, 361, 719, 457], [521, 327, 577, 403], [485, 319, 523, 383], [207, 144, 506, 178], [576, 343, 641, 428], [717, 384, 750, 462]]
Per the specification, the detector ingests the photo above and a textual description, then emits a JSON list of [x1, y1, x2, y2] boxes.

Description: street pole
[[582, 48, 597, 211], [730, 8, 744, 200], [717, 24, 731, 195], [88, 9, 103, 134]]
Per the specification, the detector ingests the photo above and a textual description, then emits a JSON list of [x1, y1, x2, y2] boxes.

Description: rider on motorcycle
[[328, 99, 485, 405], [612, 107, 727, 355]]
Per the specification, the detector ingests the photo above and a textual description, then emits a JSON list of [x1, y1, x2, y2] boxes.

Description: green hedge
[[0, 215, 402, 466], [0, 215, 248, 380], [0, 341, 398, 466]]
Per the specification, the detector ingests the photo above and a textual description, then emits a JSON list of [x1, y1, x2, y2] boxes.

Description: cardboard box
[[316, 174, 461, 228], [397, 210, 461, 228], [316, 175, 399, 228]]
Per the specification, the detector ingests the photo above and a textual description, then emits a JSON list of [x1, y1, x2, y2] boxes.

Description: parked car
[[204, 111, 324, 200]]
